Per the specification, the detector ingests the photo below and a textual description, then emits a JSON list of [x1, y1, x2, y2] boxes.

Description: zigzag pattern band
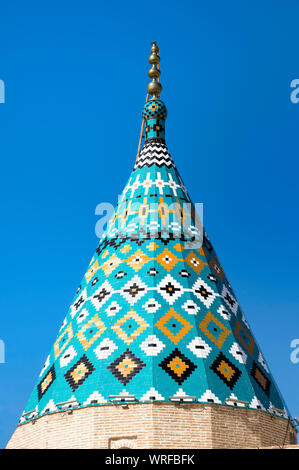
[[135, 141, 175, 170]]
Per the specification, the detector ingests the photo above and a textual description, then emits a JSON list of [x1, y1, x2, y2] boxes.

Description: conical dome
[[19, 100, 289, 424], [8, 43, 296, 449]]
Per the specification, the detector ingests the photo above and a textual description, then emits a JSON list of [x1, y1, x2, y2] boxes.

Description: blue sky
[[0, 0, 298, 447]]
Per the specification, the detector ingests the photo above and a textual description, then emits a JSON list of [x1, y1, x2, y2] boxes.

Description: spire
[[147, 41, 162, 98], [142, 42, 167, 143]]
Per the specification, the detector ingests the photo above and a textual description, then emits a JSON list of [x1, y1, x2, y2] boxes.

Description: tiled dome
[[20, 96, 287, 423], [18, 67, 290, 427], [142, 99, 167, 120]]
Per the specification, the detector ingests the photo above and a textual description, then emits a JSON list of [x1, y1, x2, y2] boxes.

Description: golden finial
[[147, 41, 162, 99]]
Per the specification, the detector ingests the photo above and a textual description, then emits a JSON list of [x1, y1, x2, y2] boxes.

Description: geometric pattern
[[120, 275, 147, 306], [18, 96, 291, 426], [37, 365, 56, 401], [185, 251, 206, 274], [140, 335, 165, 356], [94, 338, 118, 360], [107, 349, 145, 386], [157, 275, 183, 305], [142, 298, 161, 314], [155, 308, 192, 344], [251, 361, 271, 396], [192, 278, 217, 308], [142, 99, 167, 120], [83, 391, 107, 405], [199, 311, 230, 348], [187, 337, 212, 359], [199, 389, 222, 404], [64, 355, 95, 392], [76, 314, 106, 351], [234, 319, 255, 356], [112, 310, 149, 345], [141, 387, 165, 402], [60, 345, 77, 368], [182, 299, 200, 315], [221, 285, 238, 315], [134, 141, 174, 170], [229, 342, 247, 365], [159, 348, 197, 385], [258, 352, 269, 373], [39, 356, 50, 377], [54, 324, 73, 359], [210, 352, 241, 390]]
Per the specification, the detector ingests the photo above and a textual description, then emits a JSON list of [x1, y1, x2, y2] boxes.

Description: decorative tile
[[39, 355, 50, 377], [221, 285, 238, 314], [234, 319, 255, 355], [182, 299, 200, 315], [76, 308, 90, 324], [198, 389, 221, 404], [179, 269, 191, 278], [187, 336, 212, 358], [156, 248, 179, 271], [147, 242, 159, 251], [105, 301, 122, 317], [217, 304, 231, 321], [192, 278, 217, 308], [157, 274, 183, 305], [120, 275, 147, 306], [226, 393, 246, 408], [249, 396, 265, 410], [101, 254, 122, 276], [140, 387, 165, 401], [91, 281, 113, 310], [115, 270, 127, 280], [147, 267, 159, 276], [199, 311, 230, 348], [112, 310, 149, 345], [258, 351, 269, 373], [142, 298, 161, 314], [64, 355, 95, 392], [83, 391, 107, 405], [94, 338, 118, 360], [156, 308, 193, 344], [38, 365, 56, 400], [210, 352, 241, 390], [229, 342, 247, 365], [159, 348, 197, 385], [70, 288, 87, 318], [60, 345, 77, 368], [139, 334, 165, 356], [41, 399, 57, 415], [251, 361, 271, 396], [85, 259, 100, 283], [76, 314, 106, 351], [126, 249, 150, 272], [210, 258, 224, 280], [54, 324, 73, 359], [107, 349, 145, 385], [120, 244, 132, 254], [91, 277, 99, 287], [185, 251, 206, 274]]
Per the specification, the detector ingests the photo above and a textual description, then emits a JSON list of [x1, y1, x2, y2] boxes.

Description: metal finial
[[147, 41, 162, 99]]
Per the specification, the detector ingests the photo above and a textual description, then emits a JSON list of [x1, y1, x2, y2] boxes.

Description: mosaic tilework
[[134, 140, 175, 170], [18, 99, 290, 425], [142, 100, 167, 141], [142, 100, 168, 120]]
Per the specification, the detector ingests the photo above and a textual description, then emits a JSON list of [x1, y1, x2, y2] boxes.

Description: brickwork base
[[6, 403, 297, 449]]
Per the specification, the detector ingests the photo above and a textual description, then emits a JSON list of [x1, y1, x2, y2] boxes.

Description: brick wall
[[6, 403, 297, 449]]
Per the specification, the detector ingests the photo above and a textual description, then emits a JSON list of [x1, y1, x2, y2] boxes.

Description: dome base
[[6, 403, 297, 449]]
